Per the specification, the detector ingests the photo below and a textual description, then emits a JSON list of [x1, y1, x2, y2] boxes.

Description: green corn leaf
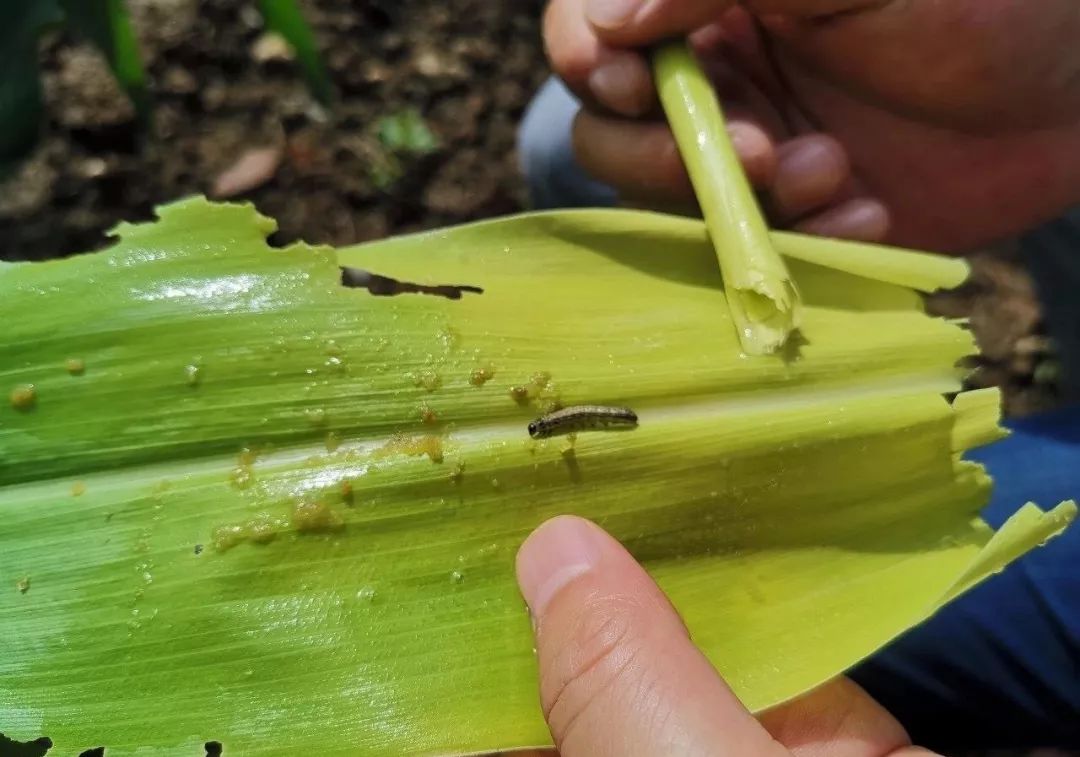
[[378, 108, 439, 156], [257, 0, 335, 106], [0, 0, 63, 172], [1, 198, 1073, 755], [59, 0, 150, 124]]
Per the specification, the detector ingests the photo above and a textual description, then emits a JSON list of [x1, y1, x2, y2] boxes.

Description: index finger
[[544, 0, 657, 116], [587, 0, 891, 46], [585, 0, 735, 43]]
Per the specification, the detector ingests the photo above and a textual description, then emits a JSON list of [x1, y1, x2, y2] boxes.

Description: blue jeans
[[519, 77, 1080, 750]]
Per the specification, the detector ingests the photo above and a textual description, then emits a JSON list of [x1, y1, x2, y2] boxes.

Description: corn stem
[[653, 41, 800, 355]]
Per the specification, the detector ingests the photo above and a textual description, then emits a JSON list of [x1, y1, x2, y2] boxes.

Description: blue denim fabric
[[851, 407, 1080, 751], [519, 75, 1080, 750], [518, 78, 617, 209]]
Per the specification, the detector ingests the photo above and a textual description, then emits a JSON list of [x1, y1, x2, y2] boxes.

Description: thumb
[[516, 516, 787, 757]]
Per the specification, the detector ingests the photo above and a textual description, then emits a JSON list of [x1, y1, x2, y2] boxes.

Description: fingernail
[[797, 198, 890, 242], [727, 122, 765, 157], [778, 139, 836, 178], [834, 199, 891, 239], [585, 0, 641, 30], [588, 59, 648, 116], [516, 516, 604, 618]]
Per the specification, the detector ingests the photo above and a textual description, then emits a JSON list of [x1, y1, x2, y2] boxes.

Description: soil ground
[[1, 0, 546, 257], [0, 0, 1063, 416]]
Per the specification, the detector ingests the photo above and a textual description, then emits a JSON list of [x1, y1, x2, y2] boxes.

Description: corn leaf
[[0, 0, 64, 172], [378, 108, 438, 155], [59, 0, 150, 124], [1, 198, 1073, 755], [257, 0, 334, 106]]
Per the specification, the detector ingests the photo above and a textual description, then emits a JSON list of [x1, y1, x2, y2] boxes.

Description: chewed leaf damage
[[340, 265, 483, 299]]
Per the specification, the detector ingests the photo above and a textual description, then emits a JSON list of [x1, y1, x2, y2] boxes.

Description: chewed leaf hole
[[77, 749, 104, 757], [340, 266, 483, 300], [204, 741, 223, 756], [0, 734, 52, 756]]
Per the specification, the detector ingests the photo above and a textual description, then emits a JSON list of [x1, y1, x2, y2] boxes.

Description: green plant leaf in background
[[2, 0, 146, 174], [370, 108, 439, 190], [377, 108, 439, 155], [0, 198, 1074, 755], [0, 0, 63, 174], [257, 0, 335, 106], [58, 0, 150, 124]]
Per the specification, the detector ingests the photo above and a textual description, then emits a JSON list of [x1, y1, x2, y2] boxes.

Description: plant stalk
[[653, 41, 800, 355]]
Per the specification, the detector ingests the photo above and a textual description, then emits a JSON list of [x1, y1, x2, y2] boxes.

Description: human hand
[[544, 0, 1080, 252], [516, 515, 937, 756]]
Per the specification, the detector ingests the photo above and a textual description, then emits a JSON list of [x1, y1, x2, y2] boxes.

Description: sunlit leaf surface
[[1, 198, 1073, 755]]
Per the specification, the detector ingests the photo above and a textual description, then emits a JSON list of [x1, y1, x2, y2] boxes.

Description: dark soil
[[0, 0, 1062, 416], [0, 0, 546, 258], [929, 252, 1063, 417]]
